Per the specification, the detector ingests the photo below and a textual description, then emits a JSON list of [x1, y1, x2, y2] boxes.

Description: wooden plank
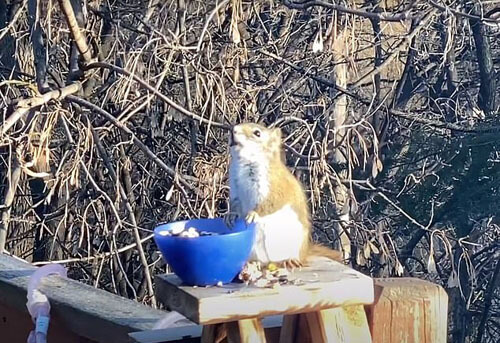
[[226, 318, 267, 343], [304, 305, 372, 343], [130, 324, 202, 343], [0, 301, 97, 343], [366, 278, 448, 343], [0, 254, 165, 343], [155, 257, 374, 324], [279, 315, 298, 343], [130, 315, 283, 343]]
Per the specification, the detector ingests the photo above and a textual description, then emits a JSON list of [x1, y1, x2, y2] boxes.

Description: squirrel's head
[[229, 123, 282, 161]]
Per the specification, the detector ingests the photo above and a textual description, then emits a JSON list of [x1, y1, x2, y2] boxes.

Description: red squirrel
[[226, 123, 342, 268]]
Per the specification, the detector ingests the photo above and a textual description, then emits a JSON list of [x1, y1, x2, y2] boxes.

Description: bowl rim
[[153, 218, 255, 239]]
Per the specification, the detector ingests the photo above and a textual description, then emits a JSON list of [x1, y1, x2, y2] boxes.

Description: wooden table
[[155, 258, 375, 343]]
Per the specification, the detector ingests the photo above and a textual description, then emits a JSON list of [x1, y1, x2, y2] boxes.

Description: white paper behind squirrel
[[227, 122, 342, 268]]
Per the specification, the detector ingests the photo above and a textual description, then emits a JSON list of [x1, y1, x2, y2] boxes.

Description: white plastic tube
[[26, 264, 67, 343]]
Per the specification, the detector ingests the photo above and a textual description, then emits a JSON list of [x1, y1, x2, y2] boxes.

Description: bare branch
[[429, 0, 500, 24], [0, 145, 22, 253], [66, 95, 199, 193], [468, 3, 497, 115], [28, 0, 49, 92], [0, 0, 26, 43], [475, 257, 500, 343], [84, 62, 230, 129], [58, 0, 93, 62], [282, 0, 414, 22], [1, 82, 82, 134], [350, 9, 437, 88]]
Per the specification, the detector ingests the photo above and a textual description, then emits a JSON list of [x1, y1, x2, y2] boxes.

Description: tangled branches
[[0, 0, 499, 340]]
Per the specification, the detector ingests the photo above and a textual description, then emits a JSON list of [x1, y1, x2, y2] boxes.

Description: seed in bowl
[[180, 227, 200, 238], [172, 226, 185, 235], [159, 226, 220, 238], [187, 228, 220, 236]]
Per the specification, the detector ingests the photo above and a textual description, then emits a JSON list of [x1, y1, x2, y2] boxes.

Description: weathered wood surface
[[127, 314, 284, 343], [0, 301, 97, 343], [305, 305, 371, 343], [155, 257, 374, 324], [226, 318, 267, 343], [366, 278, 448, 343], [0, 254, 165, 343]]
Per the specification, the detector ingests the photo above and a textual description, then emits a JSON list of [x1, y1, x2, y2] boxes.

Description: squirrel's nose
[[229, 126, 235, 146], [231, 124, 242, 134], [230, 124, 241, 136]]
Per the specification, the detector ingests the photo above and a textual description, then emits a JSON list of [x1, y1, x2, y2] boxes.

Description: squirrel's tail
[[306, 243, 343, 262]]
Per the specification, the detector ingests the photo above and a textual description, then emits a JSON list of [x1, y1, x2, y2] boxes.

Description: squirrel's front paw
[[245, 211, 259, 224], [282, 258, 303, 271], [224, 212, 238, 229]]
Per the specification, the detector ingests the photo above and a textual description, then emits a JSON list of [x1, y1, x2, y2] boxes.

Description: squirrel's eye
[[253, 130, 261, 137]]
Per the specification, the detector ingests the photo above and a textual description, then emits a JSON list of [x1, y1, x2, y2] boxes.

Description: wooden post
[[366, 278, 448, 343], [226, 319, 267, 343]]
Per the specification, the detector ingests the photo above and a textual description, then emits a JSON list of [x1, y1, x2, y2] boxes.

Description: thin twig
[[84, 62, 230, 129], [350, 9, 437, 88], [283, 0, 415, 22], [388, 109, 500, 134], [475, 257, 500, 343], [260, 49, 357, 98], [66, 95, 199, 192], [429, 0, 500, 24], [32, 234, 154, 265], [0, 145, 22, 253], [283, 0, 500, 24], [196, 0, 230, 52], [178, 0, 198, 163], [85, 115, 156, 306], [261, 49, 500, 134], [0, 0, 26, 43]]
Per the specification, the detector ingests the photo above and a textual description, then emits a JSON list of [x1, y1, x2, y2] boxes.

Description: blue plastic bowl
[[153, 218, 256, 286]]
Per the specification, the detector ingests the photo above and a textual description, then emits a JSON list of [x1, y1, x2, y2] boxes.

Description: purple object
[[154, 218, 256, 286]]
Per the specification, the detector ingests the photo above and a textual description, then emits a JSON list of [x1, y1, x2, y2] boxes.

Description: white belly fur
[[229, 147, 303, 264], [249, 204, 304, 264]]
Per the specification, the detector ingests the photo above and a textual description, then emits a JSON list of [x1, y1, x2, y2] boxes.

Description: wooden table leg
[[226, 318, 267, 343], [279, 314, 313, 343], [279, 315, 298, 343], [303, 305, 372, 343], [201, 324, 226, 343]]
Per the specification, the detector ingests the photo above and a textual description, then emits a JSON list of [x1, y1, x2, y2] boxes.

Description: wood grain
[[305, 305, 372, 343], [226, 319, 267, 343], [366, 278, 448, 343], [0, 302, 97, 343], [155, 257, 374, 324]]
